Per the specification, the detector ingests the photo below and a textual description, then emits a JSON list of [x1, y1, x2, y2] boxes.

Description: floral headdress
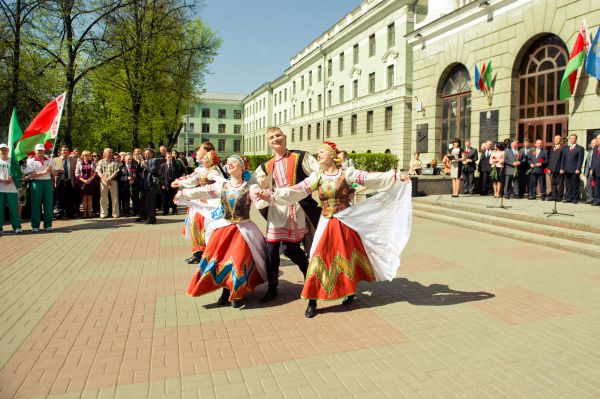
[[320, 141, 342, 165], [227, 154, 251, 181]]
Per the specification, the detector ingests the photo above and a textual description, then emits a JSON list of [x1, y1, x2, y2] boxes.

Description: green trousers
[[0, 192, 21, 230], [31, 180, 53, 229]]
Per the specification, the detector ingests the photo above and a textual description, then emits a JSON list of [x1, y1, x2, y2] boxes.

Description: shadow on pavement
[[50, 217, 184, 233]]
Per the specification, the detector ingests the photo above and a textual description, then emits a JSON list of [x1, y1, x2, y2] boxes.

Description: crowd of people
[[408, 133, 600, 206], [0, 143, 197, 233]]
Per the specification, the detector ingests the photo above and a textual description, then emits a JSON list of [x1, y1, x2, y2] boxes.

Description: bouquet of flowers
[[491, 166, 499, 180]]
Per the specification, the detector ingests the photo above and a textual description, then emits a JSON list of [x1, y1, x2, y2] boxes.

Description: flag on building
[[7, 108, 23, 188], [479, 62, 487, 93], [481, 60, 493, 93], [586, 27, 600, 81], [559, 24, 588, 100], [474, 64, 481, 91], [14, 92, 66, 160]]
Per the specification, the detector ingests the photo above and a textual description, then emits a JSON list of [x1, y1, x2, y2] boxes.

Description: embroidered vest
[[318, 170, 356, 218], [260, 150, 310, 187], [220, 184, 251, 222]]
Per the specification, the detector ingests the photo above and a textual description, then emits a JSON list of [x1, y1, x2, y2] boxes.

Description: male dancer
[[255, 126, 321, 302]]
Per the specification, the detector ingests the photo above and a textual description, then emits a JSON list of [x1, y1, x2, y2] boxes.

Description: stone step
[[413, 197, 600, 235], [413, 206, 600, 259], [413, 202, 600, 247]]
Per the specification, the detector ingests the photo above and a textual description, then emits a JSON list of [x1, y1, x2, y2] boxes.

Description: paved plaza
[[0, 210, 599, 399]]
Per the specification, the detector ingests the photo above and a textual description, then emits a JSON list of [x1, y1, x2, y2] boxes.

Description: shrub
[[348, 153, 398, 171], [245, 155, 272, 171]]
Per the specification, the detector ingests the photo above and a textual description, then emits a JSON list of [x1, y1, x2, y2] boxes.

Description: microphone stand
[[487, 166, 511, 210], [544, 162, 573, 217]]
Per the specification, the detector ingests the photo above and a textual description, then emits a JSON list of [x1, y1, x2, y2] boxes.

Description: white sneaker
[[45, 227, 53, 232], [14, 229, 22, 234], [32, 228, 39, 233]]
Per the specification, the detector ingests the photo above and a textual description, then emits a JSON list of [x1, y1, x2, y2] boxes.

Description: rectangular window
[[263, 116, 265, 128], [234, 109, 242, 119], [316, 122, 321, 139], [202, 123, 210, 133], [367, 110, 374, 133], [351, 114, 357, 135], [353, 44, 359, 65], [284, 88, 287, 101], [291, 128, 295, 142], [339, 85, 344, 104], [188, 137, 194, 145], [218, 109, 226, 118], [279, 111, 282, 123], [301, 101, 305, 116], [369, 72, 376, 94], [279, 92, 282, 104], [292, 105, 295, 119], [327, 90, 332, 107], [234, 140, 241, 152], [385, 106, 393, 130], [339, 52, 345, 71], [234, 124, 241, 134], [318, 65, 322, 81], [369, 34, 376, 57], [318, 94, 322, 110], [387, 23, 395, 48], [218, 139, 225, 152], [326, 120, 331, 138], [307, 124, 312, 141], [308, 98, 312, 113], [293, 81, 296, 94], [274, 113, 277, 125], [353, 79, 358, 99], [202, 108, 210, 117], [301, 75, 305, 91], [327, 59, 332, 77], [387, 64, 394, 89], [218, 124, 225, 133], [284, 109, 287, 122], [299, 126, 303, 141], [309, 71, 313, 86], [189, 122, 195, 132], [338, 117, 343, 137]]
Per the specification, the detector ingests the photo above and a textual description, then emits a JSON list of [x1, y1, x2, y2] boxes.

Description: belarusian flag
[[479, 62, 487, 93], [481, 60, 493, 92], [14, 92, 66, 161], [8, 108, 23, 188], [559, 24, 588, 100]]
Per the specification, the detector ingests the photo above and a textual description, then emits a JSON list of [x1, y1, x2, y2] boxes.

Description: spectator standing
[[560, 134, 585, 204], [584, 138, 597, 204], [54, 146, 78, 218], [136, 148, 163, 224], [450, 138, 464, 197], [25, 144, 55, 232], [408, 153, 422, 176], [462, 141, 478, 195], [518, 138, 533, 198], [96, 148, 120, 218], [479, 141, 493, 195], [75, 151, 95, 218], [160, 153, 182, 215], [529, 139, 548, 200], [0, 143, 22, 233], [589, 138, 600, 206], [339, 151, 355, 169], [117, 154, 133, 217], [490, 142, 505, 198], [503, 140, 521, 199], [90, 152, 101, 217], [547, 134, 565, 202]]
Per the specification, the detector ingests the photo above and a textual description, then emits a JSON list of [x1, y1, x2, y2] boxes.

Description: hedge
[[245, 152, 398, 172]]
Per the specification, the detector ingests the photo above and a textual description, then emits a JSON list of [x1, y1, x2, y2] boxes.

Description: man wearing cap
[[25, 144, 55, 232], [0, 143, 22, 233]]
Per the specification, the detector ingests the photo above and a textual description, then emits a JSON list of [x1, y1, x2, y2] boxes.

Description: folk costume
[[178, 156, 267, 304], [272, 142, 412, 316], [176, 151, 225, 262], [255, 150, 321, 296]]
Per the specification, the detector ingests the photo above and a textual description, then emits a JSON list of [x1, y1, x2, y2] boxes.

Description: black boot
[[342, 294, 355, 306], [217, 288, 230, 306], [305, 300, 317, 318], [185, 251, 202, 264], [259, 288, 278, 303], [232, 299, 242, 308]]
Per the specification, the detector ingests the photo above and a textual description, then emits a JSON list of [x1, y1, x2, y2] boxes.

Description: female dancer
[[264, 141, 412, 318], [173, 147, 224, 264], [175, 155, 267, 308]]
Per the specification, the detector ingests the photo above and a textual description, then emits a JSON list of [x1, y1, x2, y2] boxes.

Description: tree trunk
[[10, 0, 22, 112]]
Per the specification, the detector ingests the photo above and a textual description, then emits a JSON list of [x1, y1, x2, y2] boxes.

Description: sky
[[197, 0, 363, 95]]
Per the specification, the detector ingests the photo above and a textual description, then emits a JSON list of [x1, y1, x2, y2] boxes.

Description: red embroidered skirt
[[187, 224, 263, 301], [301, 218, 375, 301]]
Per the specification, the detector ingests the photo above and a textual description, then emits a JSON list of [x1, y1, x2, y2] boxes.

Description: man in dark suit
[[529, 139, 548, 200], [462, 140, 478, 195], [518, 138, 533, 198], [560, 134, 585, 204], [503, 140, 521, 198], [160, 152, 182, 215], [590, 139, 600, 206], [584, 138, 597, 204], [547, 134, 565, 202], [135, 148, 163, 224], [54, 145, 79, 218], [478, 141, 492, 195]]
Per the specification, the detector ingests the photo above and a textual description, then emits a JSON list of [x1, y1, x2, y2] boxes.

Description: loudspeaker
[[422, 167, 435, 175]]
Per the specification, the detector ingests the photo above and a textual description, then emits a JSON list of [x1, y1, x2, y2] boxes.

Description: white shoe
[[14, 229, 22, 234], [32, 228, 39, 233], [45, 227, 52, 232]]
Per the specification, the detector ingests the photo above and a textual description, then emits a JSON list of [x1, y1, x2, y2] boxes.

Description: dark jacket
[[141, 157, 163, 191], [560, 144, 585, 173], [528, 148, 548, 174], [590, 146, 600, 177], [478, 149, 492, 173], [548, 145, 564, 173], [160, 160, 183, 188], [463, 147, 478, 171]]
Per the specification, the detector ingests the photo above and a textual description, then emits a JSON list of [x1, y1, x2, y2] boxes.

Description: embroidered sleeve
[[249, 184, 270, 209], [181, 181, 222, 200], [302, 153, 320, 175], [346, 166, 397, 191], [273, 172, 319, 205], [254, 163, 271, 190]]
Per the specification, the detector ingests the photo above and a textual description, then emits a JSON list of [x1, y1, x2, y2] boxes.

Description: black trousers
[[593, 176, 600, 205], [118, 183, 131, 216], [139, 188, 157, 221], [462, 168, 476, 194], [564, 172, 580, 202], [529, 173, 546, 199], [162, 187, 177, 214], [549, 172, 564, 201], [131, 185, 140, 215], [480, 171, 491, 195], [518, 168, 529, 197], [56, 180, 76, 216], [266, 241, 308, 290]]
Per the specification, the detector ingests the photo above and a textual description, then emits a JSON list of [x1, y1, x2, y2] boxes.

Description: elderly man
[[503, 140, 521, 199], [25, 144, 55, 232], [584, 138, 597, 204], [560, 134, 585, 204], [54, 145, 78, 218], [462, 140, 478, 195], [0, 143, 22, 233], [136, 148, 163, 224], [96, 147, 120, 218]]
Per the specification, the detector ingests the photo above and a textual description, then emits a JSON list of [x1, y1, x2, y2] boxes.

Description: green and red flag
[[479, 62, 487, 93], [481, 60, 493, 93], [559, 23, 589, 100], [14, 92, 66, 161], [8, 108, 23, 187]]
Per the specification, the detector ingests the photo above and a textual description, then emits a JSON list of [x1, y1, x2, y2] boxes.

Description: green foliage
[[245, 155, 273, 171], [348, 153, 398, 172]]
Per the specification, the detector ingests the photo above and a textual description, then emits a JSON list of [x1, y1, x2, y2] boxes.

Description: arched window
[[517, 35, 568, 146], [440, 65, 471, 155]]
